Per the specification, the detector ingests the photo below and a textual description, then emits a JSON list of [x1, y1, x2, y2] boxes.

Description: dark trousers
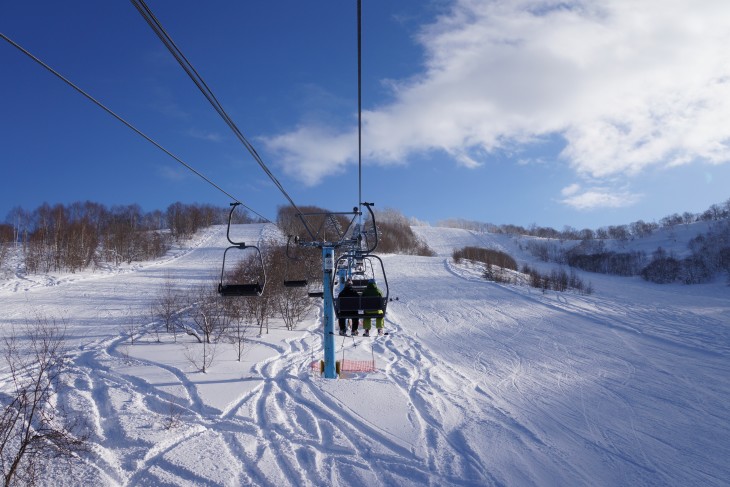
[[339, 318, 360, 333]]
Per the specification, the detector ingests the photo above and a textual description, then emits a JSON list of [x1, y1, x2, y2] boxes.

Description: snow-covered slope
[[0, 224, 728, 486]]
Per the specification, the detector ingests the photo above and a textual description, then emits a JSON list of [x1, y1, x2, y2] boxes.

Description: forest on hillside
[[438, 198, 730, 242], [0, 202, 256, 274], [2, 198, 729, 285], [0, 202, 433, 278], [440, 199, 730, 285]]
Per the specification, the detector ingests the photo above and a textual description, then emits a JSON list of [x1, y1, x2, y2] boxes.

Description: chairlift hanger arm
[[226, 202, 249, 246], [283, 235, 309, 288], [285, 234, 301, 260], [360, 202, 379, 254]]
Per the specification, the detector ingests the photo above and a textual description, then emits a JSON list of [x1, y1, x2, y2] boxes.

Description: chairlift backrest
[[350, 278, 369, 290]]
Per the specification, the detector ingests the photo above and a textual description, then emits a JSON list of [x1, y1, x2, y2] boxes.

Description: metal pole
[[322, 246, 337, 378]]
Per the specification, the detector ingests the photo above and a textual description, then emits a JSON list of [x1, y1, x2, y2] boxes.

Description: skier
[[338, 280, 359, 336], [362, 279, 384, 336]]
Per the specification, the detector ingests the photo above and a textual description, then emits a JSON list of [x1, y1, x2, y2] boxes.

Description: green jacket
[[362, 281, 382, 297]]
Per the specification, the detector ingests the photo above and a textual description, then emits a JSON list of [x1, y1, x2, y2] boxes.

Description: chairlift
[[307, 288, 325, 299], [284, 279, 308, 288], [349, 257, 373, 290], [332, 252, 389, 320], [283, 235, 309, 288], [218, 203, 266, 297], [283, 234, 323, 297]]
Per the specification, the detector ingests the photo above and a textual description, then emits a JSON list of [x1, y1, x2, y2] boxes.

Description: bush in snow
[[641, 256, 681, 284], [452, 246, 517, 271], [0, 318, 87, 485]]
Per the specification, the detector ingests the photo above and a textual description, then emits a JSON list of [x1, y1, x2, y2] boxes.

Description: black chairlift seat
[[283, 279, 308, 288], [284, 278, 322, 297], [334, 295, 388, 320], [218, 283, 263, 297]]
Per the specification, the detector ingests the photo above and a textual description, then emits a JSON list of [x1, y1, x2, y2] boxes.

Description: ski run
[[0, 222, 728, 486]]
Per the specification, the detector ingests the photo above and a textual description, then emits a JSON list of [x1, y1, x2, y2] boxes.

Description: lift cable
[[357, 0, 363, 216], [131, 0, 310, 232], [0, 32, 271, 224]]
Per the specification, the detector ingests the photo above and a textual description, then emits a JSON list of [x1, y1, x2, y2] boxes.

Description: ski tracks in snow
[[9, 225, 728, 486]]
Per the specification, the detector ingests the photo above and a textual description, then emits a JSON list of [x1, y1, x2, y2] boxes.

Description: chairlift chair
[[217, 203, 266, 297], [332, 253, 389, 320], [282, 234, 323, 297], [283, 235, 309, 288], [350, 258, 373, 290]]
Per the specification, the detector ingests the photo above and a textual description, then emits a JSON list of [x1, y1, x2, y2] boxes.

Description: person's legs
[[338, 318, 347, 335], [351, 318, 359, 335], [374, 311, 384, 335]]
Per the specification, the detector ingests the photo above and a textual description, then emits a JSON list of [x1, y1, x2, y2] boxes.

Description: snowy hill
[[1, 223, 728, 486]]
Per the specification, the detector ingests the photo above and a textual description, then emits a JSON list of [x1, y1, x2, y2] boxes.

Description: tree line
[[452, 246, 517, 271], [524, 220, 730, 285], [451, 245, 592, 294], [374, 208, 435, 256], [438, 198, 730, 242], [0, 201, 258, 275], [641, 223, 730, 284]]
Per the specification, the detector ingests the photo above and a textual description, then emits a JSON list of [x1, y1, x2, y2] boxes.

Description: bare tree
[[245, 286, 273, 336], [0, 318, 86, 486], [186, 284, 232, 344], [0, 224, 13, 272], [183, 340, 217, 374], [267, 245, 316, 331], [160, 399, 184, 431], [149, 274, 185, 342], [225, 299, 253, 362], [276, 286, 314, 331], [182, 283, 232, 372], [121, 306, 140, 345], [226, 250, 276, 336]]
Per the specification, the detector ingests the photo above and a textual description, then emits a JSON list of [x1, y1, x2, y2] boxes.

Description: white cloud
[[561, 188, 641, 210], [264, 0, 730, 188], [263, 125, 357, 186], [561, 183, 581, 197]]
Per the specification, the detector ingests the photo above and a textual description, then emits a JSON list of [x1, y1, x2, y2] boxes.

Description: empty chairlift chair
[[217, 203, 266, 297]]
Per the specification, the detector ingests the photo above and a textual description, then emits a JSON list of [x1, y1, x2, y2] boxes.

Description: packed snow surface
[[1, 224, 728, 486]]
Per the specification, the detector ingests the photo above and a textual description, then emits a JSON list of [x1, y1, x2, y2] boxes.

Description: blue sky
[[2, 0, 730, 230]]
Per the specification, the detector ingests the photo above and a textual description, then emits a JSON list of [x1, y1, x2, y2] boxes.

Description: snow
[[1, 223, 729, 486]]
